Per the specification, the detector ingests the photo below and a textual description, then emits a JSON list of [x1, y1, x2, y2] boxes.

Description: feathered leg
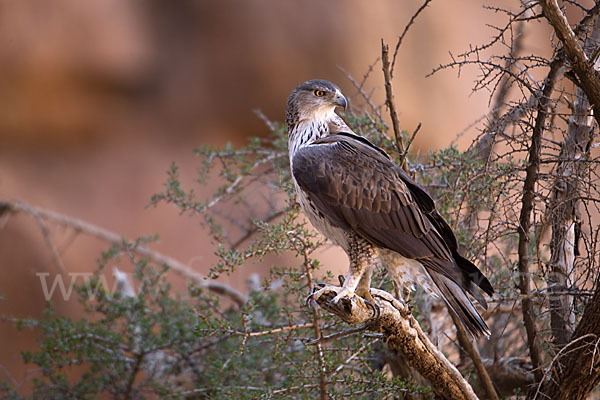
[[330, 235, 377, 304]]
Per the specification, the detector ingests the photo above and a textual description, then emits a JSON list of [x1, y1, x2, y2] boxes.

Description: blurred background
[[0, 0, 550, 391]]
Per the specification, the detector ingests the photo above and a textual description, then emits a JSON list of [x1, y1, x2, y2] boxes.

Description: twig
[[229, 208, 289, 250], [28, 207, 67, 274], [338, 64, 386, 128], [0, 199, 248, 306], [537, 282, 600, 398], [532, 333, 598, 400], [381, 40, 406, 171], [399, 122, 422, 167], [475, 4, 529, 162], [253, 109, 278, 132], [300, 246, 327, 400], [390, 0, 433, 78], [331, 341, 372, 375], [231, 323, 314, 338], [306, 324, 369, 346]]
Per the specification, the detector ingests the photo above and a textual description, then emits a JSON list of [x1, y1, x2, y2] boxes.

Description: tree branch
[[450, 312, 499, 400], [475, 3, 530, 162], [547, 12, 600, 348], [540, 0, 600, 127], [517, 56, 564, 383], [311, 286, 479, 400], [537, 286, 600, 399], [381, 41, 406, 170], [390, 0, 433, 77], [399, 122, 422, 168], [300, 246, 327, 400], [0, 199, 248, 306]]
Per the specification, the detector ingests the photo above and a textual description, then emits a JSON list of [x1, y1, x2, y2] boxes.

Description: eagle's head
[[286, 79, 347, 127]]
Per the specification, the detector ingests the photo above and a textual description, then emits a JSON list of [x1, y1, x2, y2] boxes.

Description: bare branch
[[399, 122, 422, 167], [450, 312, 499, 400], [547, 13, 600, 347], [475, 4, 530, 161], [253, 109, 278, 132], [517, 56, 564, 382], [381, 41, 406, 170], [0, 199, 248, 306], [540, 0, 600, 127], [312, 286, 479, 400], [390, 0, 433, 77], [306, 324, 369, 346], [338, 63, 387, 129], [299, 245, 327, 400], [537, 285, 600, 399]]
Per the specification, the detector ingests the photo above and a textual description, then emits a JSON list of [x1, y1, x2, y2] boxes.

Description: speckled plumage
[[286, 79, 493, 337]]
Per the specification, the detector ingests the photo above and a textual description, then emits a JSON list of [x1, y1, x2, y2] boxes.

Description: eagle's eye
[[314, 90, 326, 97]]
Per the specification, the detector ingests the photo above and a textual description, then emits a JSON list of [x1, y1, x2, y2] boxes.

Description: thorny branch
[[338, 63, 387, 129], [399, 122, 422, 167], [421, 3, 600, 397], [299, 243, 327, 400], [390, 0, 433, 77], [475, 5, 530, 162], [547, 12, 600, 348], [516, 56, 564, 382]]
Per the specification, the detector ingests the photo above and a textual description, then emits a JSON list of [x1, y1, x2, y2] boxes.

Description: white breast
[[294, 181, 351, 252]]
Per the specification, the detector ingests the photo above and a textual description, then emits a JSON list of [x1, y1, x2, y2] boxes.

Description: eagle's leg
[[355, 263, 375, 304], [329, 236, 377, 305]]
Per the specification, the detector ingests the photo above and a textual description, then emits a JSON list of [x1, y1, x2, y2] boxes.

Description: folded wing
[[292, 133, 493, 336]]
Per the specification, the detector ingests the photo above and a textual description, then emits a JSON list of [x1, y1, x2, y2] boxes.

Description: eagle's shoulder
[[291, 132, 408, 211], [296, 132, 436, 212]]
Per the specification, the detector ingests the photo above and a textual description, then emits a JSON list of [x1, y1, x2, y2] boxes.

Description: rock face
[[0, 0, 509, 147]]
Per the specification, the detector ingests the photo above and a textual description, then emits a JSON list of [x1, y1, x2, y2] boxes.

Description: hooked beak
[[334, 94, 348, 111]]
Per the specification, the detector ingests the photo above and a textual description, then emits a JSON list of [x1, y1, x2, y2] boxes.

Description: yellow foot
[[356, 288, 380, 320], [356, 287, 375, 305]]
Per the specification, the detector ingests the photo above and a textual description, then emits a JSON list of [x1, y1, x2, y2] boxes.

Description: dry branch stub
[[311, 285, 479, 400]]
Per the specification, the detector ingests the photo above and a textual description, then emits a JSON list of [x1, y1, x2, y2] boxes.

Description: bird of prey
[[286, 79, 493, 337]]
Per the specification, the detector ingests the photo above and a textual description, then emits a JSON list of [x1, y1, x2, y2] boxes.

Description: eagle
[[286, 79, 493, 337]]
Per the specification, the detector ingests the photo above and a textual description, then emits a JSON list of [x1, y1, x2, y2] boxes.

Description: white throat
[[288, 119, 329, 161]]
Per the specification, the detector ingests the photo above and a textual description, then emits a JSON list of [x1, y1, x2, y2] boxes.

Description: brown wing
[[292, 133, 466, 287]]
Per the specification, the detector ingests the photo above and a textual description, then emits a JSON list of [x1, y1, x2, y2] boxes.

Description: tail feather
[[429, 271, 490, 338], [454, 252, 494, 297]]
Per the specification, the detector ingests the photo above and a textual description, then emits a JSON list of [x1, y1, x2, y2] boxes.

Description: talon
[[305, 283, 327, 307], [306, 293, 314, 307], [363, 297, 380, 321], [338, 275, 345, 286]]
